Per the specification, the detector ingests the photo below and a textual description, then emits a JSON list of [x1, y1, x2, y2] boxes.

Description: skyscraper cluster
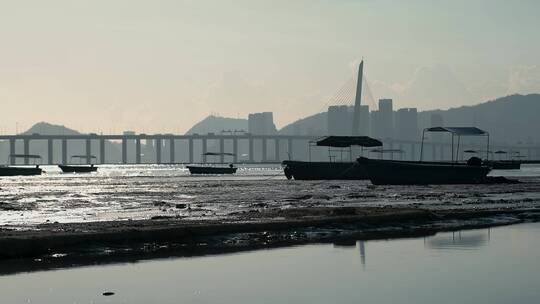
[[326, 98, 422, 141]]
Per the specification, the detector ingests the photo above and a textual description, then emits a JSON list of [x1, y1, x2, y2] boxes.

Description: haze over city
[[1, 0, 539, 134]]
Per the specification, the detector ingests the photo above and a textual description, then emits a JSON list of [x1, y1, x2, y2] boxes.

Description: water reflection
[[424, 228, 491, 250]]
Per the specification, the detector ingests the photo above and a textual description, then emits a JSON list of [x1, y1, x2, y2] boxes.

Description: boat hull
[[0, 166, 42, 176], [485, 161, 521, 170], [282, 160, 369, 180], [58, 165, 98, 173], [186, 166, 237, 174], [357, 157, 491, 185]]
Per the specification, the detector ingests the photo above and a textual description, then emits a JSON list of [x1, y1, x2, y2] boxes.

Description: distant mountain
[[419, 94, 540, 144], [279, 112, 327, 136], [22, 122, 81, 135], [278, 94, 540, 144], [185, 115, 248, 135]]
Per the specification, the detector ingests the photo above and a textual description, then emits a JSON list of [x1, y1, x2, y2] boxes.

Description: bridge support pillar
[[202, 138, 207, 163], [262, 138, 267, 162], [156, 138, 162, 164], [233, 138, 238, 163], [47, 139, 54, 164], [23, 139, 29, 165], [62, 139, 67, 164], [219, 138, 225, 163], [122, 137, 127, 164], [86, 138, 92, 164], [135, 138, 141, 164], [9, 138, 15, 165], [287, 138, 293, 160], [170, 138, 175, 164], [275, 138, 280, 161], [248, 137, 254, 163], [100, 138, 105, 164], [188, 138, 194, 163]]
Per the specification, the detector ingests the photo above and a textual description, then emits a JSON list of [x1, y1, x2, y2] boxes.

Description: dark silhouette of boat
[[0, 154, 43, 176], [58, 155, 98, 173], [358, 157, 491, 185], [483, 151, 521, 169], [282, 136, 383, 180], [58, 164, 98, 173], [358, 127, 492, 185], [187, 152, 237, 175]]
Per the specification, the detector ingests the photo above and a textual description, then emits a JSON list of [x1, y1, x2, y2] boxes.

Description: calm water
[[1, 222, 539, 304]]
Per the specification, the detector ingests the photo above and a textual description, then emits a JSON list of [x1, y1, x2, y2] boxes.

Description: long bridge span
[[1, 134, 539, 165]]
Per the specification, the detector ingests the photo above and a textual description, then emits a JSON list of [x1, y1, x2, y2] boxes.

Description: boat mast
[[352, 60, 364, 135]]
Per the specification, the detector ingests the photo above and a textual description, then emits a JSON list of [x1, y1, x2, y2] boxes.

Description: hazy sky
[[1, 0, 539, 134]]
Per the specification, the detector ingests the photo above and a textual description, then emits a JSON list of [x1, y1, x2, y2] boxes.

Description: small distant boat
[[358, 127, 492, 185], [282, 136, 383, 180], [58, 155, 98, 173], [0, 154, 43, 176], [187, 152, 237, 175], [58, 164, 98, 173]]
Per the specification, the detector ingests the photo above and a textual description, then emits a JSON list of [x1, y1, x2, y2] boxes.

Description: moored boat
[[187, 152, 237, 175], [282, 136, 382, 180], [358, 157, 491, 185], [186, 165, 237, 174], [59, 155, 99, 173], [58, 164, 98, 173], [0, 165, 42, 176], [358, 127, 493, 185], [0, 154, 43, 176]]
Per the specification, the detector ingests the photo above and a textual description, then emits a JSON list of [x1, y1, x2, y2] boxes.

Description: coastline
[[1, 206, 539, 275]]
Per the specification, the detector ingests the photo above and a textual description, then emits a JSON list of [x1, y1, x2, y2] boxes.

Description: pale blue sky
[[0, 0, 539, 133]]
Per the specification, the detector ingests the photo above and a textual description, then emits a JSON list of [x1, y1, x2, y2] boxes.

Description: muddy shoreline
[[1, 206, 539, 275]]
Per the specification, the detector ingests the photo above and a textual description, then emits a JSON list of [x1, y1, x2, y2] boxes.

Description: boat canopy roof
[[425, 127, 488, 136], [71, 155, 97, 159], [9, 154, 41, 159], [464, 150, 478, 153], [315, 136, 382, 148], [202, 152, 236, 156]]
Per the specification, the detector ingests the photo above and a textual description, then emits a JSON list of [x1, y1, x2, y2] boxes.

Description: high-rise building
[[358, 105, 370, 136], [395, 108, 418, 140], [430, 113, 444, 143], [327, 105, 351, 135], [248, 112, 277, 135], [371, 99, 394, 139]]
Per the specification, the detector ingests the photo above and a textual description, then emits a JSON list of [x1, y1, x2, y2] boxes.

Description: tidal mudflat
[[1, 165, 539, 271]]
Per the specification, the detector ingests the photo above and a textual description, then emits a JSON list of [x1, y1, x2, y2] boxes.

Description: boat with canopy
[[186, 152, 237, 174], [358, 127, 492, 185], [58, 155, 98, 173], [282, 135, 382, 180], [0, 154, 43, 176]]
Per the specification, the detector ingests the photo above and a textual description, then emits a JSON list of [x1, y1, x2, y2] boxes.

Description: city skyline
[[1, 0, 539, 134]]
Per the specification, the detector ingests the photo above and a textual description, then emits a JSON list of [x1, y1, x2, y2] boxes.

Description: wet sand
[[1, 205, 540, 275]]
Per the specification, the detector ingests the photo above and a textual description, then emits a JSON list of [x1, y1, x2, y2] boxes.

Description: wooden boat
[[58, 164, 98, 173], [358, 127, 492, 185], [282, 136, 383, 180], [59, 155, 98, 173], [358, 157, 491, 185], [0, 165, 42, 176], [186, 165, 237, 174], [0, 154, 43, 176], [187, 152, 237, 175]]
